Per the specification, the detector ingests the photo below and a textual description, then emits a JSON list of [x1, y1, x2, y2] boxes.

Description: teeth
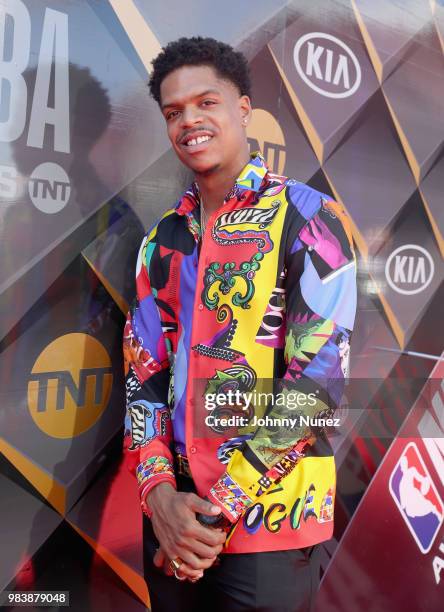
[[185, 135, 211, 146]]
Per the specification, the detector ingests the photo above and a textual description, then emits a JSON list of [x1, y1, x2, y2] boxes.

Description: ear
[[238, 95, 252, 126]]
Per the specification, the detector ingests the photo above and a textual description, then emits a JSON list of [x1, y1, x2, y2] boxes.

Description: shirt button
[[190, 446, 197, 454], [308, 246, 314, 252], [198, 304, 204, 310]]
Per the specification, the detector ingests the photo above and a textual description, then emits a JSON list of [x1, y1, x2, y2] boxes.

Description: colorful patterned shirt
[[123, 152, 357, 553]]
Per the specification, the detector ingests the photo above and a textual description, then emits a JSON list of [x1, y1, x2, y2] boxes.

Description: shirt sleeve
[[123, 233, 176, 514], [204, 198, 357, 524]]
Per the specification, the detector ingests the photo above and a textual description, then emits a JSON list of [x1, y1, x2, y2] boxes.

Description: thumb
[[187, 493, 221, 516]]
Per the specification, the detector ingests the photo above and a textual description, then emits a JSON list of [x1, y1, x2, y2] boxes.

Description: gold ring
[[169, 557, 186, 580], [169, 557, 182, 572]]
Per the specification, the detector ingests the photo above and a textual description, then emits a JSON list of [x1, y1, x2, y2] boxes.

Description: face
[[159, 65, 251, 175]]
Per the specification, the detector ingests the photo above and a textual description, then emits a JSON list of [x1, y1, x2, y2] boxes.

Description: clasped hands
[[147, 483, 227, 582]]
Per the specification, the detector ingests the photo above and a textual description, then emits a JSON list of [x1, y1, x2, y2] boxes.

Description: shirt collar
[[175, 151, 269, 216]]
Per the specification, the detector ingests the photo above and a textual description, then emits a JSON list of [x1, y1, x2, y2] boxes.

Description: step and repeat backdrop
[[0, 0, 443, 609]]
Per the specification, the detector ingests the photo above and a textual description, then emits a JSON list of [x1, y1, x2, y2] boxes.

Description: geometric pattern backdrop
[[0, 1, 443, 609]]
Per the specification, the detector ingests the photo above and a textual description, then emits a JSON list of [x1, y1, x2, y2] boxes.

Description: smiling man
[[123, 37, 357, 612]]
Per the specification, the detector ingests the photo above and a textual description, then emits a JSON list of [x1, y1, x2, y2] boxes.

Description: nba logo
[[389, 442, 444, 553]]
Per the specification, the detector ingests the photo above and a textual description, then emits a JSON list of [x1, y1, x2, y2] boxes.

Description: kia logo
[[385, 244, 434, 295], [293, 32, 361, 99]]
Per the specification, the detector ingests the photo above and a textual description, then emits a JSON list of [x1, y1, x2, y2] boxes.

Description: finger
[[186, 522, 227, 547], [161, 555, 203, 580], [153, 548, 165, 568], [175, 548, 218, 571], [184, 493, 221, 516], [179, 538, 223, 560], [174, 563, 204, 581], [187, 574, 203, 583], [163, 555, 203, 580]]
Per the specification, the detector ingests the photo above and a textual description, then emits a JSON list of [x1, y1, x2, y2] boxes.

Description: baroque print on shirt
[[123, 152, 357, 553]]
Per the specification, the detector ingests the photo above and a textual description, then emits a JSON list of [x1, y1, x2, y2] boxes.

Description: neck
[[195, 148, 250, 214]]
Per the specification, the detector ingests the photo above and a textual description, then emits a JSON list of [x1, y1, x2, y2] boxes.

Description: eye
[[201, 99, 216, 107], [166, 110, 180, 121]]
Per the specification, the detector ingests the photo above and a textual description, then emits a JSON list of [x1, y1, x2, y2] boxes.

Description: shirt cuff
[[206, 471, 254, 523], [137, 456, 176, 518]]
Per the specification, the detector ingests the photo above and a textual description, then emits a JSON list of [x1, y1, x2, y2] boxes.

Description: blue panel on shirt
[[286, 182, 326, 221], [300, 254, 357, 330], [172, 251, 198, 446], [134, 294, 163, 361]]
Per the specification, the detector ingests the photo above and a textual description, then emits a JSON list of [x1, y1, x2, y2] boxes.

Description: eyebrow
[[161, 88, 221, 110]]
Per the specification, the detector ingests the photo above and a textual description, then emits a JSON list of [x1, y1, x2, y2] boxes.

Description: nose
[[180, 105, 203, 129]]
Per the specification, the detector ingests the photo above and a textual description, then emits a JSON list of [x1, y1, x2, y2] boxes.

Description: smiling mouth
[[183, 134, 213, 147]]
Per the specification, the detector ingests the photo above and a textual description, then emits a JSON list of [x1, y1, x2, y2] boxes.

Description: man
[[123, 37, 357, 612]]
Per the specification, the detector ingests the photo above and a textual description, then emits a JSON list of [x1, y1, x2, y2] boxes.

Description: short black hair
[[149, 36, 251, 104]]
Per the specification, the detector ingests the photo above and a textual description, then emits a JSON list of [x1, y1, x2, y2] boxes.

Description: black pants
[[143, 476, 320, 612]]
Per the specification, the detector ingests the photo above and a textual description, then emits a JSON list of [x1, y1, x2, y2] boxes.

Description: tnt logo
[[293, 32, 361, 99], [28, 333, 113, 439], [28, 162, 71, 213], [385, 244, 434, 296], [247, 109, 286, 174], [389, 442, 444, 554]]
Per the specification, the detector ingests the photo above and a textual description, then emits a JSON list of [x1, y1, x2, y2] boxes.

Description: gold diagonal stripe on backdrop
[[108, 0, 162, 73], [435, 25, 444, 55], [68, 521, 150, 608], [0, 437, 67, 515], [268, 42, 366, 260], [376, 291, 406, 349], [322, 169, 406, 348], [82, 253, 129, 315], [351, 0, 383, 83], [326, 164, 407, 347], [419, 187, 444, 258], [352, 0, 428, 84], [381, 90, 421, 185], [268, 44, 324, 163], [431, 1, 444, 54], [321, 169, 367, 260]]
